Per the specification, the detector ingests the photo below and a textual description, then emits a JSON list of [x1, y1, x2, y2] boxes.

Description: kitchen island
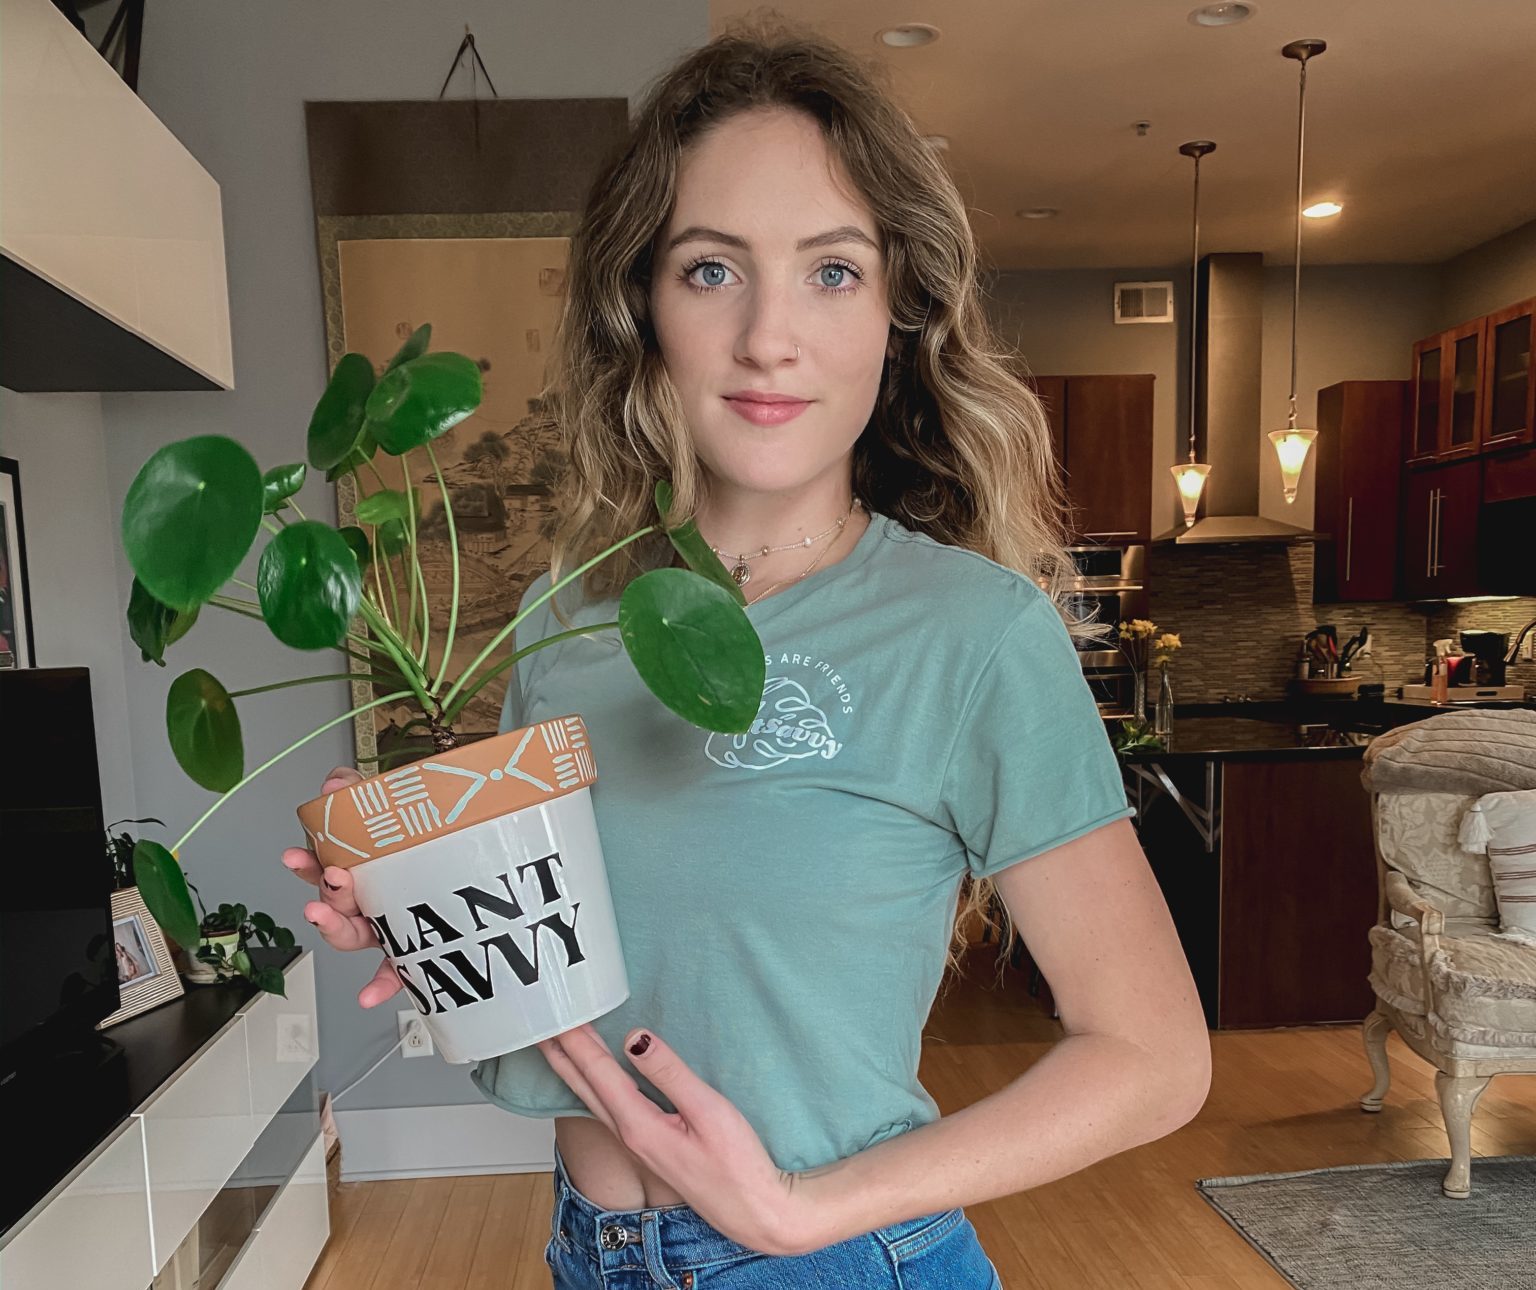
[[1120, 708, 1379, 1031]]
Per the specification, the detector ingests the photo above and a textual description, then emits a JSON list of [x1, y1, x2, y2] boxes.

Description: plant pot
[[296, 714, 627, 1064], [184, 930, 240, 984]]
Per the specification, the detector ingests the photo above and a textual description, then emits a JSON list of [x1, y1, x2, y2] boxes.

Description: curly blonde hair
[[531, 16, 1084, 990]]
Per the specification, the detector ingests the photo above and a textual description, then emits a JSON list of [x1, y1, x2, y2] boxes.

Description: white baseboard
[[334, 1103, 555, 1181]]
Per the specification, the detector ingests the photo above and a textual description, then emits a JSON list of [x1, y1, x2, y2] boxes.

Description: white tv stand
[[0, 951, 328, 1290]]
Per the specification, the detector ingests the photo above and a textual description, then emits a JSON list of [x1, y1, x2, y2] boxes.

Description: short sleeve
[[937, 593, 1134, 879]]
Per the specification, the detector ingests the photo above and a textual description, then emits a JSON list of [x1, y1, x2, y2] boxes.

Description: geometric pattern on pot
[[296, 714, 596, 871]]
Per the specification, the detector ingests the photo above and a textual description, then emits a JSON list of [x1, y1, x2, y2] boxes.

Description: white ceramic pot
[[296, 714, 628, 1063]]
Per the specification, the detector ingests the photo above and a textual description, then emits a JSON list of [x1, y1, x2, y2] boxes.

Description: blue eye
[[699, 263, 728, 288], [819, 265, 847, 289]]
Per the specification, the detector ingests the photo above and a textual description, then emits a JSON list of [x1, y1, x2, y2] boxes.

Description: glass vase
[[1153, 666, 1174, 739], [1132, 669, 1147, 724]]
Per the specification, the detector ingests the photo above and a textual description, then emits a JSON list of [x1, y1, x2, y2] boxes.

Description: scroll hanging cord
[[437, 26, 500, 149]]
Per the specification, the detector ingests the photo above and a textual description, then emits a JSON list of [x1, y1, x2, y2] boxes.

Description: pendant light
[[1171, 140, 1215, 527], [1268, 38, 1327, 504]]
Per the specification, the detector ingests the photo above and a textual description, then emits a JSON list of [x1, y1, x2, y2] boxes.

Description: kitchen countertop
[[1114, 690, 1532, 762]]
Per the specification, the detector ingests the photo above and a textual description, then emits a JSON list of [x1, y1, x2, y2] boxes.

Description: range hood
[[1153, 252, 1321, 545]]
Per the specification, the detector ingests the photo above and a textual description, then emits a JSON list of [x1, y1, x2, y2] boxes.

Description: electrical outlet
[[398, 1009, 434, 1058]]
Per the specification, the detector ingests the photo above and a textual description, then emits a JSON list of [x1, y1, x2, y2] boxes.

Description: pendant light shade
[[1270, 38, 1326, 505], [1171, 140, 1216, 527]]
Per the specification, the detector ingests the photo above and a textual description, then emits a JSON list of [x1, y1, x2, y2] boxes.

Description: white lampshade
[[1169, 461, 1212, 527], [1267, 427, 1317, 503]]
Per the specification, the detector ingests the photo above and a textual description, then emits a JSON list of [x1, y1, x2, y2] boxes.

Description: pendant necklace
[[709, 498, 861, 588]]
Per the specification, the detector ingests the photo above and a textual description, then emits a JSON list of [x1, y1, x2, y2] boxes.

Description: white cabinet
[[0, 1118, 153, 1290], [0, 953, 324, 1290], [0, 0, 233, 390]]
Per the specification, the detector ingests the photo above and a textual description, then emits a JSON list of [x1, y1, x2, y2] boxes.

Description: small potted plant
[[120, 324, 765, 1057], [184, 889, 295, 994], [1112, 618, 1183, 753]]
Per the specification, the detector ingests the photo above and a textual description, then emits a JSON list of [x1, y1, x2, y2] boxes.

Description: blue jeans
[[545, 1142, 1003, 1288]]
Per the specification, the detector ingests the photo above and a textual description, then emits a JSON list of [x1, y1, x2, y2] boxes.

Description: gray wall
[[1438, 218, 1536, 329], [1, 389, 138, 822], [79, 0, 708, 1111]]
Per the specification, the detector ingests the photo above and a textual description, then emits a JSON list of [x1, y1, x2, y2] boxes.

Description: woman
[[285, 22, 1210, 1287]]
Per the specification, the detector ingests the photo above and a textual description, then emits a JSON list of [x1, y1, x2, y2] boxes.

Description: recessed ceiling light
[[1188, 3, 1257, 26], [1303, 201, 1343, 218], [922, 134, 950, 151], [1017, 207, 1060, 220], [878, 24, 940, 48]]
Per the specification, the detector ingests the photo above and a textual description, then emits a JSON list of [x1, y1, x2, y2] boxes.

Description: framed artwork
[[0, 456, 36, 669], [314, 214, 578, 772], [97, 886, 185, 1028]]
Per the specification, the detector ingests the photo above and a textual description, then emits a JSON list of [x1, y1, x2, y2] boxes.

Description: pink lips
[[723, 395, 812, 426]]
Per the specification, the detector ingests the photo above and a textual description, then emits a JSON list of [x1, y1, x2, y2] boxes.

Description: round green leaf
[[132, 840, 200, 951], [618, 568, 765, 733], [323, 425, 379, 483], [257, 521, 363, 649], [385, 323, 431, 373], [354, 487, 418, 525], [308, 353, 376, 471], [122, 436, 264, 612], [262, 462, 307, 513], [232, 949, 253, 977], [364, 352, 483, 455], [338, 525, 372, 570], [375, 518, 409, 558], [167, 667, 244, 792], [127, 577, 199, 666]]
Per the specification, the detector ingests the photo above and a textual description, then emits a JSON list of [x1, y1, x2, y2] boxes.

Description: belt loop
[[639, 1210, 680, 1287]]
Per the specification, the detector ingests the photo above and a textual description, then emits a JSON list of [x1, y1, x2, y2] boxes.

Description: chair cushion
[[1370, 922, 1536, 1052], [1460, 789, 1536, 942], [1374, 791, 1496, 924]]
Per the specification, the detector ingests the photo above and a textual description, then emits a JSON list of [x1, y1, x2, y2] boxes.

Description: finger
[[539, 1037, 622, 1138], [318, 865, 364, 918], [282, 846, 324, 888], [619, 1028, 713, 1120], [303, 898, 379, 952], [358, 957, 403, 1008], [323, 766, 365, 792], [558, 1026, 669, 1136]]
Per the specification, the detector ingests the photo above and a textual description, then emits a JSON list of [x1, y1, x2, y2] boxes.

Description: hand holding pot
[[281, 766, 402, 1009]]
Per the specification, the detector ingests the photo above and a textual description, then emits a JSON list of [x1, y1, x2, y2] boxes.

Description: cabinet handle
[[1425, 489, 1435, 577], [1431, 488, 1444, 577], [1345, 496, 1354, 584]]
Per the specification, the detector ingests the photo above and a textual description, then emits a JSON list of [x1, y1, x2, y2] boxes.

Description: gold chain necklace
[[709, 499, 859, 588], [736, 498, 862, 606]]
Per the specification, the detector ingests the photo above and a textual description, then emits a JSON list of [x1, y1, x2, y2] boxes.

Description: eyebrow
[[663, 224, 881, 255]]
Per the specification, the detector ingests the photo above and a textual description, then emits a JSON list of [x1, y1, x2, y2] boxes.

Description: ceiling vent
[[1113, 281, 1175, 324]]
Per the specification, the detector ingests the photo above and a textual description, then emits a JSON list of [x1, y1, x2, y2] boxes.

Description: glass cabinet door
[[1483, 298, 1535, 449], [1445, 320, 1484, 456], [1411, 337, 1445, 461]]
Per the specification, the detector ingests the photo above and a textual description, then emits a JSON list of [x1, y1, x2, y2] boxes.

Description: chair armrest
[[1384, 870, 1446, 937]]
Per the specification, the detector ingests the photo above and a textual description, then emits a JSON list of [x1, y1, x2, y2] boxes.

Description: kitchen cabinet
[[1053, 374, 1155, 543], [1484, 446, 1536, 503], [1409, 320, 1486, 464], [1408, 333, 1445, 464], [1313, 380, 1405, 602], [1400, 458, 1482, 598], [1481, 297, 1535, 452]]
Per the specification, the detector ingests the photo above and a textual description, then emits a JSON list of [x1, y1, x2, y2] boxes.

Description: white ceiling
[[707, 0, 1536, 270]]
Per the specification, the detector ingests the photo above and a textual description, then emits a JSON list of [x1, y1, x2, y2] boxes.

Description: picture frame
[[0, 456, 36, 670], [97, 886, 185, 1028]]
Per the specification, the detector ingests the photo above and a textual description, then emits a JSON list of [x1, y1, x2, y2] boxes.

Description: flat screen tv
[[0, 667, 119, 1085]]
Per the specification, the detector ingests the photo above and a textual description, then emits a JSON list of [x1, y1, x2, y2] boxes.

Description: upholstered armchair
[[1357, 708, 1536, 1198]]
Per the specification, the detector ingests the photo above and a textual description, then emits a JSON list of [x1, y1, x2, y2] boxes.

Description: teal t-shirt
[[470, 508, 1133, 1173]]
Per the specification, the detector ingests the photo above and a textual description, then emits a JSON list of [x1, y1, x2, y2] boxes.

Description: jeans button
[[599, 1222, 629, 1250]]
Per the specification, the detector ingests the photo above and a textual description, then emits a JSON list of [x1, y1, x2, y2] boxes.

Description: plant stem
[[439, 527, 655, 714], [288, 498, 307, 521], [262, 517, 283, 536], [172, 690, 412, 854], [368, 538, 397, 633], [207, 596, 381, 664], [404, 467, 427, 671], [231, 578, 258, 594], [441, 622, 618, 726], [426, 442, 460, 694], [227, 673, 394, 699], [356, 599, 433, 710]]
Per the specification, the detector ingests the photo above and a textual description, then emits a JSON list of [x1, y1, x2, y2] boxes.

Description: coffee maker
[[1459, 630, 1509, 688]]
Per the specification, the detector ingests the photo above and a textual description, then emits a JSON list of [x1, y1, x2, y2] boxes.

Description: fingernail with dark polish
[[628, 1033, 651, 1057], [323, 877, 340, 890]]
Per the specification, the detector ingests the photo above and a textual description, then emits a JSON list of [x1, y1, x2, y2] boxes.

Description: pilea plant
[[121, 323, 765, 974]]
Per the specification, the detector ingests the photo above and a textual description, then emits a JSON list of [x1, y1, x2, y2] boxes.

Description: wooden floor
[[305, 950, 1536, 1289]]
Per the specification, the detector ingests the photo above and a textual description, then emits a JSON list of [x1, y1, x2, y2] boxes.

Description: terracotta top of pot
[[296, 714, 596, 871]]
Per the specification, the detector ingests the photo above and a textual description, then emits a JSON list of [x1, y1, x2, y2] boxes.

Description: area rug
[[1195, 1156, 1536, 1289]]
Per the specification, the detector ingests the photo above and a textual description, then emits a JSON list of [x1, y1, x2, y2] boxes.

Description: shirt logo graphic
[[704, 675, 844, 770]]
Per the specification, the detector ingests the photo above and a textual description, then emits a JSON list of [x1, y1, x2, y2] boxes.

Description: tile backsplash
[[1143, 543, 1536, 703]]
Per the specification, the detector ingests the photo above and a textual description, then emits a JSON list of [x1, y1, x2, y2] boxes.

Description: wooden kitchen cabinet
[[1060, 374, 1155, 543], [1409, 332, 1447, 464], [1400, 458, 1483, 599], [1481, 297, 1535, 452], [1410, 319, 1486, 464], [1313, 380, 1405, 602]]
